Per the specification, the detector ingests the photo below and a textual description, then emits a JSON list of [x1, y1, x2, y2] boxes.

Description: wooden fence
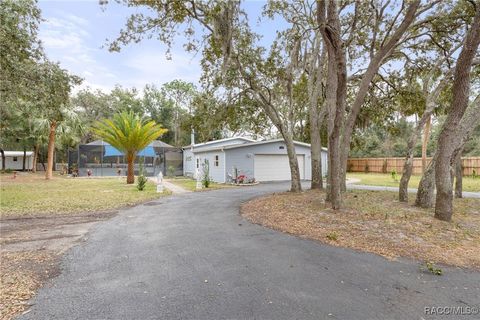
[[347, 157, 480, 176]]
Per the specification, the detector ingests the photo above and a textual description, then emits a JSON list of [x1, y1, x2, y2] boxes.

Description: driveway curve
[[22, 183, 479, 320]]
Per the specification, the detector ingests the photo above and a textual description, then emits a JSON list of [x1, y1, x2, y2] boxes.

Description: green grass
[[0, 173, 170, 217], [347, 172, 480, 192], [167, 177, 234, 191]]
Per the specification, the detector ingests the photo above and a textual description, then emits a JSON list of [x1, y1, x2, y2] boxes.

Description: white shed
[[0, 151, 34, 170]]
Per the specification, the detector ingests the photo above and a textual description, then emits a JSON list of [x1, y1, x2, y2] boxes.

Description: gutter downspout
[[221, 147, 226, 183]]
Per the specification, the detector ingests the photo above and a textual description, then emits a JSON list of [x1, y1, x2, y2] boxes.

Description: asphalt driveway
[[21, 183, 480, 320]]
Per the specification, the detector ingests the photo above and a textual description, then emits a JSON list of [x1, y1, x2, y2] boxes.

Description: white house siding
[[225, 141, 323, 181], [183, 149, 195, 177], [183, 137, 252, 177], [0, 155, 33, 170], [194, 150, 226, 183]]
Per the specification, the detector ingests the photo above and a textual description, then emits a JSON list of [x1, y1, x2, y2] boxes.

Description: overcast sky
[[37, 0, 277, 93]]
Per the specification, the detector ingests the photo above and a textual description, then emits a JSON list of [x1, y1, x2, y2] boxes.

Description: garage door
[[254, 154, 305, 181]]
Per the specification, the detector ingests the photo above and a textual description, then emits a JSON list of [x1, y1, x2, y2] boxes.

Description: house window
[[214, 155, 219, 167], [279, 146, 285, 150], [196, 158, 200, 169], [13, 157, 18, 161]]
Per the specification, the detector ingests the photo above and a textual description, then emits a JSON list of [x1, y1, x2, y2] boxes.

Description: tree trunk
[[455, 150, 463, 198], [422, 115, 431, 172], [308, 33, 326, 190], [399, 106, 434, 202], [283, 132, 302, 192], [0, 148, 5, 171], [22, 146, 27, 171], [126, 151, 135, 184], [399, 154, 413, 202], [434, 6, 480, 222], [310, 121, 323, 190], [32, 144, 39, 173], [415, 155, 436, 208], [317, 0, 348, 209], [45, 121, 57, 180], [337, 1, 421, 192]]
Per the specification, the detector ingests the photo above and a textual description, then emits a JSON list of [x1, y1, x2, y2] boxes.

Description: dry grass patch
[[0, 173, 169, 217], [0, 250, 58, 320], [241, 190, 480, 269]]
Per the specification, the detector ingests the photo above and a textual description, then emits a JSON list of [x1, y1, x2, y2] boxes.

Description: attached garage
[[254, 154, 305, 181]]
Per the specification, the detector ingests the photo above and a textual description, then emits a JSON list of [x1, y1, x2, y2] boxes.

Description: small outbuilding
[[0, 151, 34, 171], [183, 137, 328, 183]]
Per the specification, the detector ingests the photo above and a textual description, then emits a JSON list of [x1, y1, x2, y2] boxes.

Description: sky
[[37, 0, 277, 94]]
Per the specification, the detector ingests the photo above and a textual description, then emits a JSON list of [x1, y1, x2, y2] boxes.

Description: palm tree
[[93, 111, 167, 184]]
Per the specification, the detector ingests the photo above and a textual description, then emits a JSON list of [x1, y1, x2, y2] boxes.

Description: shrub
[[137, 175, 148, 191], [167, 165, 176, 177], [202, 160, 212, 188], [326, 232, 339, 241], [473, 169, 478, 179], [137, 162, 148, 191], [391, 169, 398, 182], [423, 261, 442, 275]]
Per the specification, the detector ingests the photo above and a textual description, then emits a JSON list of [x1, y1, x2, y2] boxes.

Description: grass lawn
[[242, 189, 480, 269], [166, 177, 235, 191], [347, 172, 480, 192], [0, 172, 170, 217]]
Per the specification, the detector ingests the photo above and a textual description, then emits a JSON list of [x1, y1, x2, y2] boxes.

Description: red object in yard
[[87, 169, 92, 177]]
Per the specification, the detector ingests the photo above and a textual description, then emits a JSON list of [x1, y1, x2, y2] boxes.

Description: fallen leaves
[[0, 250, 58, 320], [241, 189, 480, 269]]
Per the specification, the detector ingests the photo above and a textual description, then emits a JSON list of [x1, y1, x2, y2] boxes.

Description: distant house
[[183, 137, 328, 183], [0, 151, 34, 170]]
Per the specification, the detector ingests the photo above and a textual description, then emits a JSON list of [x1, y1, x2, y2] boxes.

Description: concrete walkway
[[147, 178, 191, 194], [21, 182, 479, 320], [163, 180, 191, 194]]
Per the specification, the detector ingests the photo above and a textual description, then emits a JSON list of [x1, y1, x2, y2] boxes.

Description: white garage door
[[254, 154, 305, 181]]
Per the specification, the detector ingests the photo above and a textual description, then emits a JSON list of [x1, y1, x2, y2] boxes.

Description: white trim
[[182, 136, 256, 149], [2, 151, 34, 157], [187, 139, 327, 153]]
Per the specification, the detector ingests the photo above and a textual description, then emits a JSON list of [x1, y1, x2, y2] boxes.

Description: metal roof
[[182, 136, 256, 149], [192, 138, 328, 153], [3, 151, 34, 157], [86, 140, 174, 148]]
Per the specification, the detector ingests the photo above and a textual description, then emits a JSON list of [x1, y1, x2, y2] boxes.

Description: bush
[[326, 232, 339, 241], [167, 165, 176, 177], [137, 175, 148, 191], [137, 161, 148, 191], [391, 169, 398, 182], [202, 160, 212, 188]]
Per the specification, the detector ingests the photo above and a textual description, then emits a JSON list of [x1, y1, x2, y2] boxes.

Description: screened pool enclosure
[[68, 140, 183, 177]]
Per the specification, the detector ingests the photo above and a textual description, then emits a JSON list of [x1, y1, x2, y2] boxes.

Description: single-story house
[[0, 151, 34, 170], [183, 137, 328, 183]]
